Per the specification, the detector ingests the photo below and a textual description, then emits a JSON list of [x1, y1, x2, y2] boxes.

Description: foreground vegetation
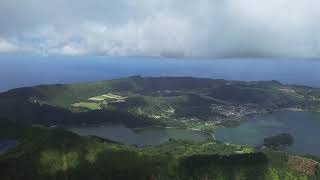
[[0, 120, 319, 180]]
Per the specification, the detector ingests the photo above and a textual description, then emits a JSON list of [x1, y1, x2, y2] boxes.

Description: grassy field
[[71, 93, 127, 111], [72, 102, 102, 110]]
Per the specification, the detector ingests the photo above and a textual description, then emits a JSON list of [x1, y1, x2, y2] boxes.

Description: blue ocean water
[[1, 55, 320, 92], [0, 140, 17, 154]]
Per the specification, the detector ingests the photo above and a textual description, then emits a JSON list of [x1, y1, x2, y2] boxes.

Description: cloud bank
[[0, 0, 320, 58]]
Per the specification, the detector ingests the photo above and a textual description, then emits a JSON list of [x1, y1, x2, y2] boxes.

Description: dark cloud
[[0, 0, 319, 58]]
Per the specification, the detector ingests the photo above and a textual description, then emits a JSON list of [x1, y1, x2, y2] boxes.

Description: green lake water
[[69, 111, 320, 156], [215, 111, 320, 156], [68, 125, 210, 146]]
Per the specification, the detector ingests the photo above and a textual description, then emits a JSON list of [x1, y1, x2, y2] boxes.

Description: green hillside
[[0, 76, 320, 129], [0, 121, 319, 180]]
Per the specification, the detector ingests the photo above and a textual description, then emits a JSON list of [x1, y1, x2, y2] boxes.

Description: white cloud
[[0, 39, 19, 53], [48, 45, 86, 56]]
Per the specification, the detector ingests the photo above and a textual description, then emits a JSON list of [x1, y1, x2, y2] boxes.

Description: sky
[[0, 0, 320, 58]]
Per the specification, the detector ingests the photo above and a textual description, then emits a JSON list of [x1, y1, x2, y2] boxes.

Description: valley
[[1, 76, 320, 179]]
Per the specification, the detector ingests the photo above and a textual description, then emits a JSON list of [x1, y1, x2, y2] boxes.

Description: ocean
[[1, 55, 320, 92]]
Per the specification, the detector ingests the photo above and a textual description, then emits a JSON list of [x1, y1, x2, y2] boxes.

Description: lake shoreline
[[67, 123, 211, 146], [214, 111, 320, 157]]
